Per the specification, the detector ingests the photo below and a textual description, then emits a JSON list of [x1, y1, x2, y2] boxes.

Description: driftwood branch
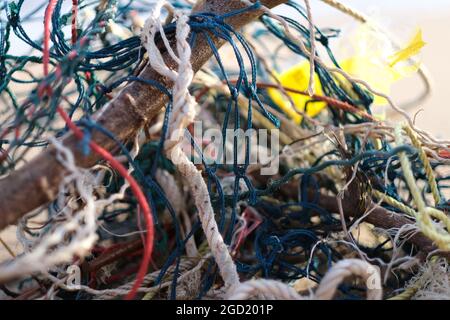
[[0, 0, 286, 229], [317, 193, 445, 257]]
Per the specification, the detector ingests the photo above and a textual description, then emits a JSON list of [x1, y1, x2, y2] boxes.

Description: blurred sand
[[310, 1, 450, 138]]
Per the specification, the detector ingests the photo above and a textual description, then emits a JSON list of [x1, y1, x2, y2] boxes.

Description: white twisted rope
[[228, 279, 304, 300], [314, 259, 382, 300], [228, 259, 383, 300], [141, 0, 240, 289]]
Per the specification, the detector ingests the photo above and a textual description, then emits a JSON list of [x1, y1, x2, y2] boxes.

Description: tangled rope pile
[[0, 0, 448, 300]]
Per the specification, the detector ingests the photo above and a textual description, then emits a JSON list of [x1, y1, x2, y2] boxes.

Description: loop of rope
[[395, 125, 450, 251], [142, 0, 240, 289], [228, 259, 382, 300]]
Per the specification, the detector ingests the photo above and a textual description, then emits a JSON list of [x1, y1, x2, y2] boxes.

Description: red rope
[[255, 82, 378, 122], [56, 107, 154, 300], [43, 0, 57, 77], [439, 149, 450, 159], [43, 1, 154, 299], [71, 0, 78, 45]]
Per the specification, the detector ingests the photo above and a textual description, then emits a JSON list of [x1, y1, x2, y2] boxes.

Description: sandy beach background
[[308, 0, 450, 138]]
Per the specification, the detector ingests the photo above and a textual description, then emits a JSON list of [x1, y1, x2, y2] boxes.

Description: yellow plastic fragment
[[268, 26, 426, 122], [267, 60, 326, 124], [388, 29, 426, 67]]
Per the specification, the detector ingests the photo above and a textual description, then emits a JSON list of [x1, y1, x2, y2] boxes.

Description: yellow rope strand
[[388, 285, 419, 300], [403, 125, 442, 205], [372, 189, 417, 218], [319, 0, 367, 23], [372, 190, 450, 232], [388, 256, 441, 300], [395, 125, 450, 251]]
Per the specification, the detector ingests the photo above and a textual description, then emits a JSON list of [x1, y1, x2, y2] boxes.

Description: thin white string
[[142, 0, 240, 289], [303, 0, 315, 96]]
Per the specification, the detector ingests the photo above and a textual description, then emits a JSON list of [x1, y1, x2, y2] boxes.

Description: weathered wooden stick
[[317, 193, 444, 257], [0, 0, 286, 230]]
